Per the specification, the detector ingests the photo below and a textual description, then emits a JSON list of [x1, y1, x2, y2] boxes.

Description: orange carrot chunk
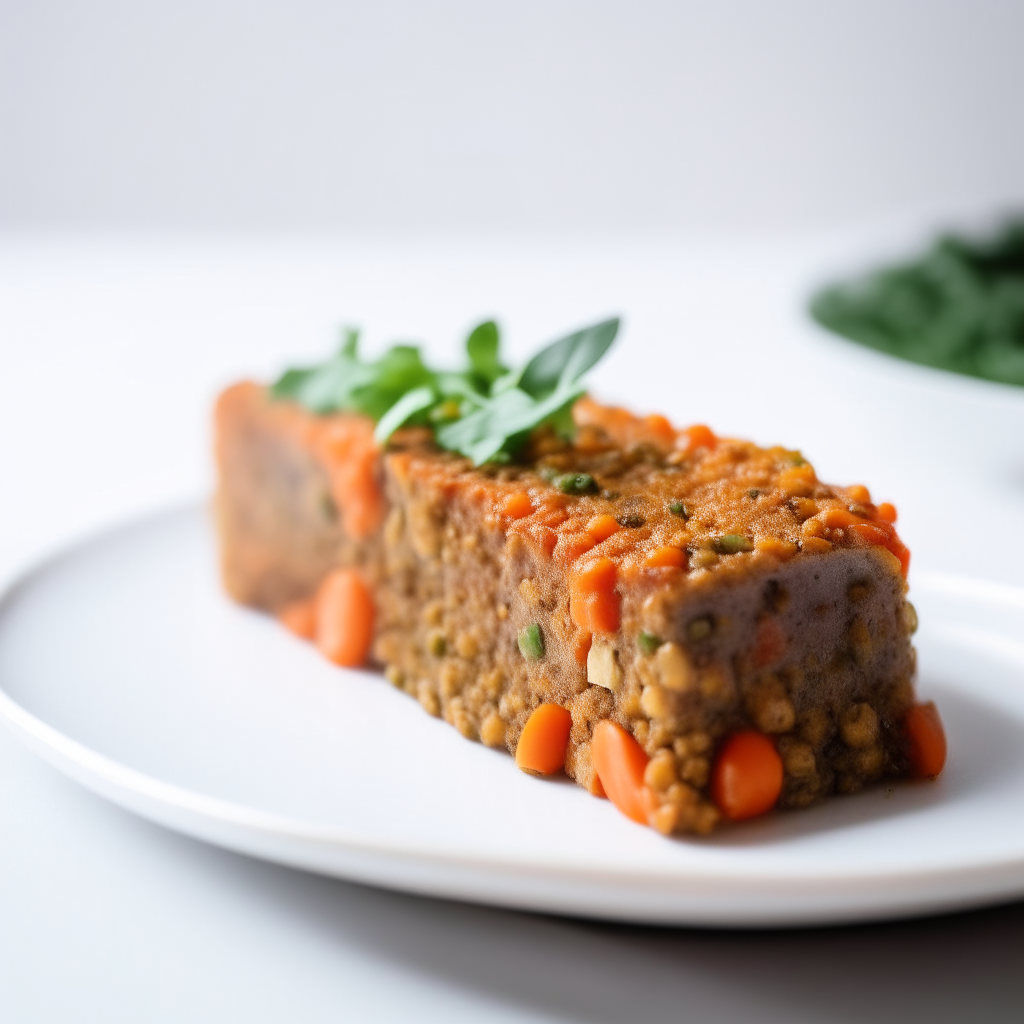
[[876, 502, 898, 524], [569, 557, 620, 633], [586, 514, 621, 543], [643, 545, 687, 569], [515, 704, 572, 776], [278, 597, 316, 640], [905, 701, 947, 779], [315, 568, 375, 667], [710, 731, 783, 821], [681, 423, 717, 451], [591, 720, 651, 825], [501, 491, 534, 520], [643, 413, 676, 443]]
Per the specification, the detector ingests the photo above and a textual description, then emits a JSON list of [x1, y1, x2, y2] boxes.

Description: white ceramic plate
[[1, 505, 1023, 927]]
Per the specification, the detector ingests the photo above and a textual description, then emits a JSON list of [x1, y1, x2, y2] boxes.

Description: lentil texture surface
[[215, 384, 935, 835]]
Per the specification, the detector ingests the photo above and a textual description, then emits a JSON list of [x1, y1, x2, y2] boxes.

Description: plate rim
[[3, 502, 1024, 926]]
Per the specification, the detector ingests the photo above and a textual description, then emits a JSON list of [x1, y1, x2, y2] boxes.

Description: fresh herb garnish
[[271, 317, 620, 464]]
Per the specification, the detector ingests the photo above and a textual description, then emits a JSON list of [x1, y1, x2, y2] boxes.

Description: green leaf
[[374, 385, 437, 444], [270, 366, 315, 400], [340, 327, 359, 357], [465, 320, 506, 385], [271, 314, 620, 463], [519, 317, 620, 398]]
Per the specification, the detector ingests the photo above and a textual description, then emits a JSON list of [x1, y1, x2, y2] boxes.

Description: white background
[[3, 0, 1024, 234], [3, 2, 1024, 1020]]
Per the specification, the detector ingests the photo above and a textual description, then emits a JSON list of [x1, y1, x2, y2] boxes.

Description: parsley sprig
[[271, 317, 620, 464]]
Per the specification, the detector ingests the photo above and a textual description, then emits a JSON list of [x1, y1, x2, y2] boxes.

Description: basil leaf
[[435, 381, 586, 465], [271, 314, 620, 464], [374, 385, 437, 444], [296, 357, 377, 414], [465, 320, 506, 386], [435, 388, 536, 461], [519, 317, 620, 398], [270, 366, 315, 400]]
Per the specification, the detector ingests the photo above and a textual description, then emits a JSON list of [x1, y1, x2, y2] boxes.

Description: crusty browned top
[[384, 394, 911, 593]]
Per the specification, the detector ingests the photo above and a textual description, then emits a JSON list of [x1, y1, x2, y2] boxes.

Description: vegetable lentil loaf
[[215, 383, 938, 835]]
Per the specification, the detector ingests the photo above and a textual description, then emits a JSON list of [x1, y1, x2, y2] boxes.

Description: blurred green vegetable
[[810, 219, 1024, 387]]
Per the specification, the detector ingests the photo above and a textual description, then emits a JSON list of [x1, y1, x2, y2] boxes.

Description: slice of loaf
[[215, 383, 930, 834]]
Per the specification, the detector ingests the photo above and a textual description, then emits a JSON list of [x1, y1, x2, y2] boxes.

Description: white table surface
[[3, 233, 1024, 1021]]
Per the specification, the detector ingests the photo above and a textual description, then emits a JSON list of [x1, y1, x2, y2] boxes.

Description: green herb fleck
[[518, 623, 545, 661], [712, 534, 754, 554], [557, 473, 599, 495], [465, 320, 507, 387], [637, 631, 663, 655], [747, 489, 761, 500], [668, 500, 690, 519], [428, 632, 447, 657]]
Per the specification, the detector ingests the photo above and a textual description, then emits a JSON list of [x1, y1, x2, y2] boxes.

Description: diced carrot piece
[[586, 514, 621, 543], [315, 568, 375, 667], [591, 720, 651, 825], [822, 506, 857, 530], [278, 597, 316, 640], [643, 545, 686, 569], [316, 423, 385, 539], [643, 413, 675, 443], [681, 424, 717, 451], [847, 484, 871, 504], [752, 617, 786, 667], [848, 521, 890, 546], [876, 502, 898, 524], [887, 535, 911, 578], [515, 704, 572, 776], [554, 530, 596, 564], [710, 731, 783, 821], [905, 702, 947, 779], [569, 557, 620, 633], [849, 522, 911, 578], [501, 491, 534, 519], [573, 631, 593, 665]]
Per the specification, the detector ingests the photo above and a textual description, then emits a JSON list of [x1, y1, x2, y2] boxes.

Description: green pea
[[712, 534, 754, 554], [557, 473, 598, 495], [668, 500, 690, 519], [637, 631, 663, 655], [518, 623, 545, 660]]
